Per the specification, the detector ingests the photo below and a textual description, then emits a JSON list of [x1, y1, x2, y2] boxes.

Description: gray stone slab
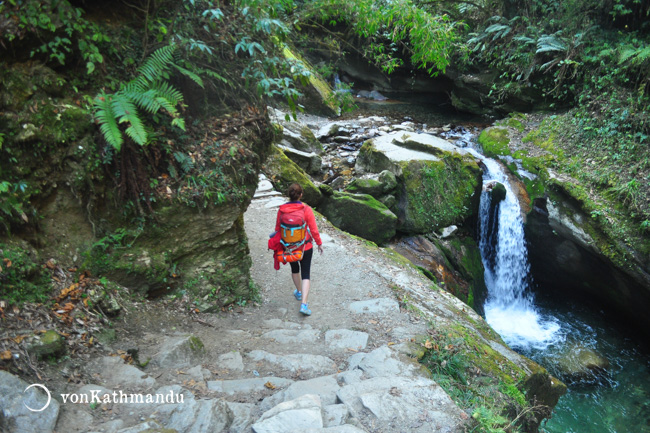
[[227, 401, 257, 433], [261, 375, 340, 411], [323, 404, 349, 427], [94, 356, 156, 389], [208, 377, 294, 395], [337, 376, 466, 432], [336, 369, 363, 386], [264, 197, 287, 208], [356, 346, 418, 378], [253, 394, 323, 433], [0, 371, 60, 433], [302, 425, 368, 433], [348, 298, 399, 314], [325, 329, 369, 351], [153, 335, 205, 368], [247, 351, 337, 376], [218, 351, 244, 372], [262, 329, 321, 345], [257, 179, 274, 193]]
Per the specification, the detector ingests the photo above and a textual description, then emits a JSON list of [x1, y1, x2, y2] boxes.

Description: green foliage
[[0, 180, 32, 233], [0, 244, 52, 305], [471, 406, 512, 433], [301, 0, 464, 76], [0, 0, 109, 74], [93, 45, 200, 150]]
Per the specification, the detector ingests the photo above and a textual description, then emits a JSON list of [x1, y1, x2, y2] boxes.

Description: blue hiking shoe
[[293, 289, 302, 301], [299, 303, 311, 316]]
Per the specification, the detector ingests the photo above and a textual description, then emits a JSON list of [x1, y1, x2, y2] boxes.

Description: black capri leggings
[[290, 246, 313, 280]]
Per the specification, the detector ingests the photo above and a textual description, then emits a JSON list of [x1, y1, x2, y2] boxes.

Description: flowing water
[[474, 152, 650, 432]]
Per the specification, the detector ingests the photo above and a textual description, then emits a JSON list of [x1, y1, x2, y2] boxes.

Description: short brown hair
[[288, 183, 303, 201]]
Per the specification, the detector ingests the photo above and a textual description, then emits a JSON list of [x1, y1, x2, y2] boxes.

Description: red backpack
[[276, 205, 310, 263]]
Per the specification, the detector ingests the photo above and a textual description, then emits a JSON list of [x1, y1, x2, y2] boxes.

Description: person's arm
[[305, 207, 323, 253]]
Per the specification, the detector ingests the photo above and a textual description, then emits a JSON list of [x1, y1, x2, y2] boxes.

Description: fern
[[93, 44, 197, 150], [536, 34, 567, 54]]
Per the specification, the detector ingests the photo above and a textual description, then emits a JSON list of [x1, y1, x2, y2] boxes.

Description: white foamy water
[[476, 155, 561, 350]]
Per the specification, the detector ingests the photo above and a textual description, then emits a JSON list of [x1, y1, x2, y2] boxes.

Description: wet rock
[[440, 225, 458, 239], [348, 298, 399, 315], [260, 375, 340, 411], [330, 177, 346, 191], [319, 192, 397, 245], [246, 351, 338, 376], [208, 377, 294, 395], [325, 329, 369, 351], [317, 123, 341, 139], [27, 329, 64, 359], [555, 342, 610, 384], [0, 371, 60, 433], [154, 336, 205, 368], [252, 394, 323, 433], [281, 124, 324, 155]]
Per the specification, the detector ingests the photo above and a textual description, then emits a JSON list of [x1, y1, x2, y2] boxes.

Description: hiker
[[273, 183, 323, 316]]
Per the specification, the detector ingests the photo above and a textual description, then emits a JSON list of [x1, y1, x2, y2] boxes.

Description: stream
[[474, 149, 650, 433], [351, 92, 650, 432]]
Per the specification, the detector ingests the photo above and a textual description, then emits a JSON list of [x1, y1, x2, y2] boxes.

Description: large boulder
[[277, 145, 322, 175], [0, 370, 60, 433], [319, 192, 397, 245], [263, 144, 323, 207], [396, 156, 482, 234], [553, 342, 610, 384]]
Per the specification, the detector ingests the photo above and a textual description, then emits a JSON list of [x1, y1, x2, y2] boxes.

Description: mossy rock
[[497, 116, 526, 132], [478, 127, 511, 158], [28, 330, 64, 359], [345, 178, 384, 198], [356, 141, 402, 175], [396, 155, 482, 234], [319, 191, 397, 245], [263, 145, 322, 207], [378, 169, 398, 192]]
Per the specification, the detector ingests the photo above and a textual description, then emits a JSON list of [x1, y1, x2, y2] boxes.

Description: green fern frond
[[128, 88, 163, 114], [111, 95, 148, 145], [136, 45, 177, 87], [536, 35, 567, 54], [171, 117, 186, 131], [94, 93, 124, 150], [173, 64, 204, 88], [149, 81, 184, 114]]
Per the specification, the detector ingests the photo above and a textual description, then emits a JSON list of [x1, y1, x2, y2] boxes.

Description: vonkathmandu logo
[[23, 384, 52, 412], [61, 389, 184, 405], [23, 384, 184, 412]]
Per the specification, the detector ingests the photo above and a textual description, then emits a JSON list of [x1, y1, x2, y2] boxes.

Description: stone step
[[247, 350, 338, 377]]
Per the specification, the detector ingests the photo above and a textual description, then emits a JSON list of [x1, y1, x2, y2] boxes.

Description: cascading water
[[475, 155, 560, 350]]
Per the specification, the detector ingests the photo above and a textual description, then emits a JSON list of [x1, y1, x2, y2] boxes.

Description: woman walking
[[275, 183, 323, 316]]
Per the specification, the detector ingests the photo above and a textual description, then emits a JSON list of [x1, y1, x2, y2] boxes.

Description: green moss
[[357, 140, 399, 174], [282, 46, 338, 115], [345, 178, 384, 198], [264, 145, 322, 206], [0, 242, 52, 305], [496, 116, 526, 132], [477, 127, 511, 158], [188, 336, 205, 352], [398, 155, 481, 233]]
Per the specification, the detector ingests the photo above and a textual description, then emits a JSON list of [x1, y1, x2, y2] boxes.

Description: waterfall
[[477, 156, 560, 350]]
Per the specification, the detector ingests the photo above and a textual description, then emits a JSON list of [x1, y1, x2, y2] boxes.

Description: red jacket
[[269, 202, 322, 270]]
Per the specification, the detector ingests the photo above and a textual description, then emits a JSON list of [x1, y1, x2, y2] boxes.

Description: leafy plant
[[0, 244, 52, 305], [93, 44, 202, 150]]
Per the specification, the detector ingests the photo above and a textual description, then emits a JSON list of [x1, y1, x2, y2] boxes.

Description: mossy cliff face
[[0, 61, 274, 307], [479, 116, 650, 334], [263, 144, 322, 207], [396, 155, 482, 234]]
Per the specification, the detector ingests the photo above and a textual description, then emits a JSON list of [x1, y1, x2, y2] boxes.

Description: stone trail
[[1, 174, 469, 433]]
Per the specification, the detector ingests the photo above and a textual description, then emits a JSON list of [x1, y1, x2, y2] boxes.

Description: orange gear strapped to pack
[[276, 207, 310, 264]]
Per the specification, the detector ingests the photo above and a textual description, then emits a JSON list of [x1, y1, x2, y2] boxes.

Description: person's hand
[[318, 244, 324, 255]]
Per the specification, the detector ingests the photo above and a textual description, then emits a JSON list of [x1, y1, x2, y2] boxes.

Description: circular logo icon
[[23, 384, 51, 412]]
